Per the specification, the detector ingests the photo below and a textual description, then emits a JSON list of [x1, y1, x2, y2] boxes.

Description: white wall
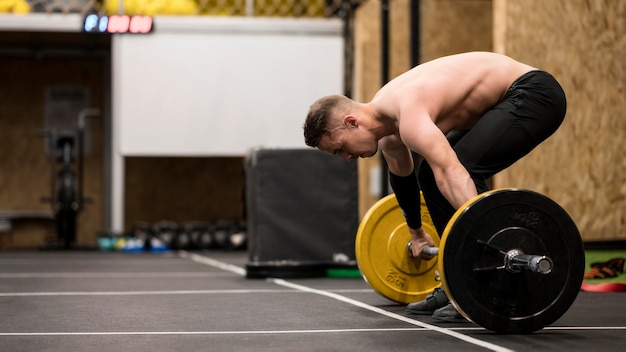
[[110, 16, 344, 230], [113, 16, 344, 156]]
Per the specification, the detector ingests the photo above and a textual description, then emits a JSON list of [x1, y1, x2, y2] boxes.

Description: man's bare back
[[371, 52, 536, 134]]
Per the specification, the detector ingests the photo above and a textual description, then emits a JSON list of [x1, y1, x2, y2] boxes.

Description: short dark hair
[[303, 95, 347, 147]]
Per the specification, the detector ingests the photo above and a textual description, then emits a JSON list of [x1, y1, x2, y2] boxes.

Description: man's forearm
[[436, 166, 478, 209]]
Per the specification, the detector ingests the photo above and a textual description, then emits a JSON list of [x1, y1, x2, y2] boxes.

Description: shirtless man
[[303, 52, 567, 322]]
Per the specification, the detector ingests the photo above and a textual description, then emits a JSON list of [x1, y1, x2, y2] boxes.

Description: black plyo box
[[245, 148, 359, 264]]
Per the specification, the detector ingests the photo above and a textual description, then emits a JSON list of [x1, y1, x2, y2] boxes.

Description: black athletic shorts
[[418, 70, 567, 235]]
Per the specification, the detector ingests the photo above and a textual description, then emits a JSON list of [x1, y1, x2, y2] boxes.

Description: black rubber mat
[[0, 251, 624, 352]]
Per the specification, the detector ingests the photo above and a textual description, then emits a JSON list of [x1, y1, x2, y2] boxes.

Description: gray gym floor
[[0, 250, 624, 352]]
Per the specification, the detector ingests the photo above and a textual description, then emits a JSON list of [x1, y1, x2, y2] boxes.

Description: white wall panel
[[113, 17, 344, 156]]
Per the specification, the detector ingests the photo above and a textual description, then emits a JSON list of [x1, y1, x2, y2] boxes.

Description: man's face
[[318, 128, 378, 161]]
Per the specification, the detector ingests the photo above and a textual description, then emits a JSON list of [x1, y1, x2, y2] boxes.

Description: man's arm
[[399, 114, 477, 209], [381, 142, 422, 228], [380, 138, 436, 259], [381, 138, 413, 175]]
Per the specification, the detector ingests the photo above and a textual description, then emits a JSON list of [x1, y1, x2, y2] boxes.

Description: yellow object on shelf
[[104, 0, 198, 16], [0, 0, 31, 14]]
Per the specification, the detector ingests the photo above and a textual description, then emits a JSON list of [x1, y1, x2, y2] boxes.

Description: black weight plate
[[440, 189, 585, 334]]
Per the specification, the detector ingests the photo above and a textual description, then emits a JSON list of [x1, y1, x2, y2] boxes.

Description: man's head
[[303, 95, 378, 161], [303, 95, 349, 147]]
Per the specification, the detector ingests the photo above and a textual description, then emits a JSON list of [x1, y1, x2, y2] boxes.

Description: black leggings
[[418, 70, 567, 235]]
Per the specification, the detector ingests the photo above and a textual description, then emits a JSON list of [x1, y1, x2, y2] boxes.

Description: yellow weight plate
[[355, 193, 441, 304]]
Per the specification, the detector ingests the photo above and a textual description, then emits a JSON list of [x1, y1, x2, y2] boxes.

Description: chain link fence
[[2, 0, 364, 18]]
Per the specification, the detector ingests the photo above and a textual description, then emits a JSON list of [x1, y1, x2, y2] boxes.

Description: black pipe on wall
[[411, 0, 421, 67], [380, 0, 390, 197]]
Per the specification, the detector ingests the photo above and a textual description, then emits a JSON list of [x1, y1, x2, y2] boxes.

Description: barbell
[[355, 188, 585, 334], [409, 242, 555, 274]]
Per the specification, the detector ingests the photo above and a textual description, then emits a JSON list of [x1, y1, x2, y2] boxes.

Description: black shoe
[[406, 287, 449, 315], [432, 303, 467, 323]]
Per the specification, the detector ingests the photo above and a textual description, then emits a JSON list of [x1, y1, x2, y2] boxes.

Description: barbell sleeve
[[505, 250, 554, 274], [407, 241, 439, 257], [422, 246, 439, 256]]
